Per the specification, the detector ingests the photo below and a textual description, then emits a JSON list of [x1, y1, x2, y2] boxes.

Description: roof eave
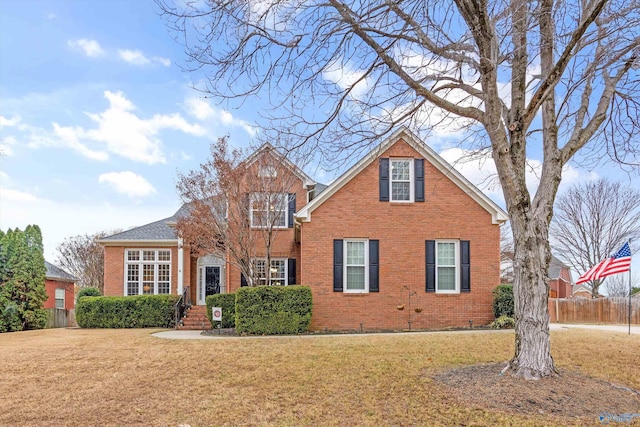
[[97, 239, 179, 246]]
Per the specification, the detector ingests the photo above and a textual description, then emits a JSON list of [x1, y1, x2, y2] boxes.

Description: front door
[[198, 266, 221, 305]]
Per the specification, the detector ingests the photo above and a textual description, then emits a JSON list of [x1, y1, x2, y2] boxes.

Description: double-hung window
[[253, 258, 287, 286], [125, 249, 171, 296], [390, 159, 414, 202], [344, 239, 369, 293], [54, 288, 65, 309], [436, 240, 459, 293], [250, 193, 287, 228]]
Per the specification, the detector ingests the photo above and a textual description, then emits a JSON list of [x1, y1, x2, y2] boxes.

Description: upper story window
[[390, 159, 414, 202], [258, 165, 278, 178], [250, 193, 288, 228], [55, 288, 65, 309], [125, 249, 171, 296]]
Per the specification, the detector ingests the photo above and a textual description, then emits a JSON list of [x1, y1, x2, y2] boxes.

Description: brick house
[[44, 261, 77, 311], [99, 128, 508, 330], [547, 256, 573, 299]]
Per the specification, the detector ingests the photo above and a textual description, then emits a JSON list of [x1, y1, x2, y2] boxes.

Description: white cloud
[[98, 171, 156, 198], [0, 135, 17, 156], [322, 62, 371, 99], [184, 97, 257, 136], [46, 90, 205, 164], [0, 115, 21, 128], [67, 39, 105, 58], [118, 49, 171, 67], [0, 187, 41, 203]]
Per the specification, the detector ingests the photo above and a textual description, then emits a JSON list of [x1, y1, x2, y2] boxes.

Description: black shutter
[[333, 239, 343, 292], [415, 158, 425, 202], [369, 240, 379, 292], [379, 158, 389, 202], [241, 273, 248, 287], [287, 258, 296, 285], [460, 240, 470, 292], [288, 193, 296, 228], [426, 240, 435, 292]]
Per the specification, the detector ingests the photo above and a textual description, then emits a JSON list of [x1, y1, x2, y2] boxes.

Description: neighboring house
[[44, 261, 77, 311], [501, 253, 574, 298], [572, 284, 593, 298], [98, 128, 508, 331], [548, 256, 573, 299]]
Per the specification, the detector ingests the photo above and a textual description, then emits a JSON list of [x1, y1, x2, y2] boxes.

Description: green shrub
[[77, 287, 102, 299], [490, 315, 515, 329], [206, 293, 236, 328], [492, 284, 514, 318], [235, 286, 312, 335], [76, 295, 179, 328]]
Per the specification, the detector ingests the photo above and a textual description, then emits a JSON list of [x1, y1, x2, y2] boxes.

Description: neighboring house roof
[[296, 127, 509, 225], [572, 283, 591, 295], [97, 206, 186, 244], [45, 261, 79, 282], [548, 255, 572, 282]]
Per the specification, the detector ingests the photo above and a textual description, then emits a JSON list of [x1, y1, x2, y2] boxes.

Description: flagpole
[[629, 239, 632, 336]]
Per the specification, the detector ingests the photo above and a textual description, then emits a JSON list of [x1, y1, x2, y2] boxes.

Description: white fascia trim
[[98, 239, 179, 246], [295, 127, 508, 225]]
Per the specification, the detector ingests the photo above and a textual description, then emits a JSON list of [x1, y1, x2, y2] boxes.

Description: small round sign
[[213, 310, 221, 318]]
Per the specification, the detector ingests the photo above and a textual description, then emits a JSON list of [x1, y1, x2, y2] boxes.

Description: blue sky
[[0, 0, 637, 282]]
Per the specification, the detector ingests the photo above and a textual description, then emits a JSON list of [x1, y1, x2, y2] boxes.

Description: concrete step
[[176, 306, 211, 330]]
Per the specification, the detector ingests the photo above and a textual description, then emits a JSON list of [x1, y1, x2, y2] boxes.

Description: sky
[[0, 0, 637, 282]]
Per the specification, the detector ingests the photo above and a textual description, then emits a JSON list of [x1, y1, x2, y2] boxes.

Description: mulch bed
[[432, 362, 640, 419]]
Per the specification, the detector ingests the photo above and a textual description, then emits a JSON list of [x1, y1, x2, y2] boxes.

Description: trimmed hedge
[[236, 286, 312, 335], [77, 287, 102, 299], [206, 293, 236, 328], [492, 284, 514, 318], [76, 295, 179, 328]]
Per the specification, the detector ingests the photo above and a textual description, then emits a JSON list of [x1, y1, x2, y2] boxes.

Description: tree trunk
[[507, 215, 558, 379]]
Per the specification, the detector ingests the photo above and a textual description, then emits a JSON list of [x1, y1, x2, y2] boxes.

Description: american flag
[[576, 242, 632, 285]]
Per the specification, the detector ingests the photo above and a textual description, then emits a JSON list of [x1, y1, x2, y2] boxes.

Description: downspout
[[177, 237, 184, 295]]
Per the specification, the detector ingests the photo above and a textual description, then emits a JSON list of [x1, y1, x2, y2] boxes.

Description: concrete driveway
[[549, 323, 640, 335]]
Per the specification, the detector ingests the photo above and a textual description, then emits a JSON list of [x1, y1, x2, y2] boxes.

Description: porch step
[[177, 306, 211, 330]]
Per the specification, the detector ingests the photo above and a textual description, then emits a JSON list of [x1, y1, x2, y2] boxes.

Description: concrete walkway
[[153, 323, 640, 340]]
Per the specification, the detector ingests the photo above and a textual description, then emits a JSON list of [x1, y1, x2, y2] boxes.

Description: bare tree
[[55, 231, 118, 292], [176, 136, 300, 287], [603, 273, 639, 297], [159, 0, 640, 379], [550, 179, 640, 297]]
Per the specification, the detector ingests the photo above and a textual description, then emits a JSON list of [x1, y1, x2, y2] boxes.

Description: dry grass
[[0, 328, 638, 426]]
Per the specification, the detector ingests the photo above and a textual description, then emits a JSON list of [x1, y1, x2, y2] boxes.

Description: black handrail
[[174, 286, 191, 328]]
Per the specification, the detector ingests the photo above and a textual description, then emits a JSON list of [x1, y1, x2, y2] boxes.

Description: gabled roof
[[97, 206, 186, 244], [243, 143, 316, 188], [45, 261, 79, 282], [548, 255, 572, 281], [295, 127, 508, 225]]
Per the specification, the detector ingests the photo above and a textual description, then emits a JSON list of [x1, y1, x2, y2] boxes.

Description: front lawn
[[0, 328, 638, 426]]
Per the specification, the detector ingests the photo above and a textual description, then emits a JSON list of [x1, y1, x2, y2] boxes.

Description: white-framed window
[[344, 239, 369, 293], [55, 288, 65, 309], [390, 159, 414, 202], [258, 165, 278, 178], [250, 192, 288, 228], [125, 249, 171, 296], [253, 258, 287, 286], [436, 240, 459, 293]]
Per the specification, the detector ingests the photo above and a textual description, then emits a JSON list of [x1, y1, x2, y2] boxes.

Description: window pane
[[346, 241, 365, 264], [346, 266, 365, 290], [127, 282, 139, 296], [391, 182, 410, 201], [391, 160, 410, 180], [143, 250, 155, 261], [437, 266, 456, 290], [437, 242, 455, 266], [55, 288, 65, 309], [158, 250, 170, 261], [127, 251, 140, 261]]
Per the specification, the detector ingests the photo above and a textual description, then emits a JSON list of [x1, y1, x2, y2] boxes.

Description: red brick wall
[[43, 279, 75, 310], [103, 245, 181, 296], [300, 138, 501, 331]]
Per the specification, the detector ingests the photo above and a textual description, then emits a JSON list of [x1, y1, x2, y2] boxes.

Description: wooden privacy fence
[[45, 308, 76, 328], [548, 297, 640, 325]]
